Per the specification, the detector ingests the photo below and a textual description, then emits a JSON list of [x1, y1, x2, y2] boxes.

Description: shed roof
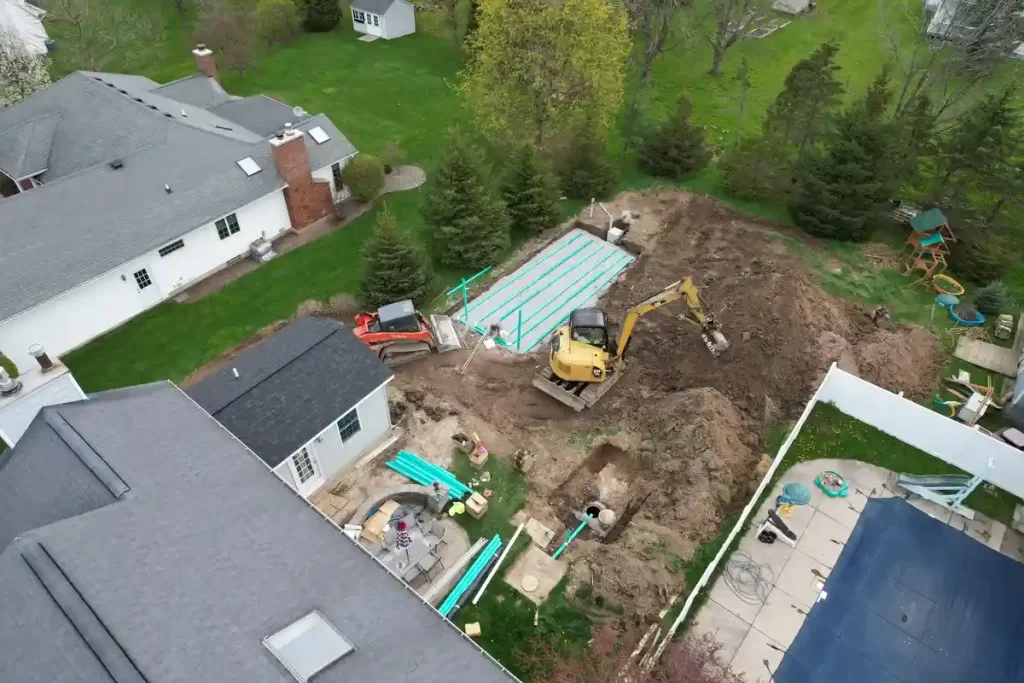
[[187, 318, 393, 467], [351, 0, 397, 13]]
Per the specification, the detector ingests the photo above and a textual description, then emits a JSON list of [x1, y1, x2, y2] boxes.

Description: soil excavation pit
[[462, 228, 635, 352]]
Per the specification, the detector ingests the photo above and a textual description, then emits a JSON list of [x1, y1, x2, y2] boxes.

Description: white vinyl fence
[[651, 363, 1024, 662]]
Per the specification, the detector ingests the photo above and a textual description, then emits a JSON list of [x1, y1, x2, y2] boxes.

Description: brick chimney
[[192, 43, 217, 79], [271, 127, 333, 229]]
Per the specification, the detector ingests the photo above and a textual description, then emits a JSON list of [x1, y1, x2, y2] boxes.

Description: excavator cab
[[568, 309, 609, 349]]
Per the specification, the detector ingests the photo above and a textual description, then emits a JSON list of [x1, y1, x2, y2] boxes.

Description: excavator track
[[531, 367, 623, 411]]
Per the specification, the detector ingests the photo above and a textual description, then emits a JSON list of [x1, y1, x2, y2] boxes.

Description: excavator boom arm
[[614, 278, 713, 358]]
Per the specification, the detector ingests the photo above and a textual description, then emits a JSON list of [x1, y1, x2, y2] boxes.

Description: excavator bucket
[[429, 314, 462, 353], [701, 329, 730, 357]]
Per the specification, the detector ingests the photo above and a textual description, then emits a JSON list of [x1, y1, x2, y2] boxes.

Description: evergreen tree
[[560, 114, 617, 199], [974, 281, 1010, 315], [423, 130, 510, 269], [301, 0, 339, 32], [939, 89, 1021, 198], [790, 72, 898, 242], [501, 144, 561, 236], [764, 42, 845, 154], [361, 204, 434, 308], [890, 92, 936, 189], [720, 135, 791, 202], [638, 95, 711, 180]]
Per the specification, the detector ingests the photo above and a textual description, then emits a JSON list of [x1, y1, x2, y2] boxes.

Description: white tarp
[[772, 0, 810, 14], [0, 0, 49, 56]]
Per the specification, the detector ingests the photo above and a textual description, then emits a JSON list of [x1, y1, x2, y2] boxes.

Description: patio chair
[[417, 552, 444, 582], [382, 527, 398, 549], [429, 520, 447, 550]]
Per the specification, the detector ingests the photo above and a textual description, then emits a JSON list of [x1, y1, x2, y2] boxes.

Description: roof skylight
[[264, 611, 354, 682], [237, 157, 262, 176], [308, 126, 330, 144]]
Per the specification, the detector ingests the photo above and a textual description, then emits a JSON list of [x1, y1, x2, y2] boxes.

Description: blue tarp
[[776, 498, 1024, 683]]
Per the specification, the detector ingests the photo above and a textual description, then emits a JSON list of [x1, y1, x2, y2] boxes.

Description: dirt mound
[[853, 325, 945, 400]]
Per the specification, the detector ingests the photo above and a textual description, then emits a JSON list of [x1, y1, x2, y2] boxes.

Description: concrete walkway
[[177, 165, 426, 302], [691, 458, 1024, 683]]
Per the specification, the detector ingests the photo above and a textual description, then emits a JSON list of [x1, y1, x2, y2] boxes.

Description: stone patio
[[691, 458, 1024, 683]]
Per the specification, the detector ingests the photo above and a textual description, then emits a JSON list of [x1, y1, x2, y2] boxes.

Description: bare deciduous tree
[[195, 0, 257, 77], [43, 0, 157, 71], [700, 0, 765, 76], [881, 0, 1024, 122], [0, 29, 50, 108]]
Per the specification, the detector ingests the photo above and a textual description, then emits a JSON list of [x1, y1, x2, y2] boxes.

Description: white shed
[[0, 0, 49, 55], [350, 0, 416, 40]]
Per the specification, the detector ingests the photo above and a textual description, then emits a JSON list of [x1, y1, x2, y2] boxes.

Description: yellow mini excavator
[[531, 278, 729, 411]]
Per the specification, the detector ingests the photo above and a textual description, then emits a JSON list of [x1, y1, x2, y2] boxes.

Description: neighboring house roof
[[0, 0, 49, 55], [0, 381, 514, 683], [188, 318, 394, 467], [0, 71, 357, 322], [910, 207, 948, 233], [351, 0, 398, 13]]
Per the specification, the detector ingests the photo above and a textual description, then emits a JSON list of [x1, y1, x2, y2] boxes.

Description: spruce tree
[[638, 95, 711, 180], [764, 42, 845, 154], [423, 130, 510, 269], [720, 135, 791, 202], [560, 114, 617, 200], [302, 0, 338, 32], [361, 203, 434, 308], [501, 144, 561, 236], [790, 72, 898, 242]]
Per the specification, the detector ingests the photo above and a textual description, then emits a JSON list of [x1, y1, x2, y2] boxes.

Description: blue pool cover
[[776, 498, 1024, 683]]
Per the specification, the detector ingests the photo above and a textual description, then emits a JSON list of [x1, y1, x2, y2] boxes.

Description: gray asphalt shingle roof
[[0, 382, 515, 683], [0, 72, 356, 322], [188, 318, 393, 467], [351, 0, 397, 13], [153, 74, 232, 109], [210, 95, 302, 137], [0, 111, 60, 178]]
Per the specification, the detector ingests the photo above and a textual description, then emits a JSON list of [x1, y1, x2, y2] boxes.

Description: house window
[[133, 268, 152, 290], [331, 162, 343, 188], [292, 448, 317, 484], [353, 9, 365, 22], [337, 408, 361, 442], [158, 239, 185, 257], [216, 213, 241, 240], [372, 14, 379, 26]]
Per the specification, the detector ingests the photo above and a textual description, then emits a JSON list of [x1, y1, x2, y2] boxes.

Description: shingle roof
[[188, 318, 393, 467], [0, 111, 60, 178], [351, 0, 397, 13], [153, 74, 232, 109], [0, 72, 357, 322], [210, 94, 302, 137], [0, 381, 515, 683]]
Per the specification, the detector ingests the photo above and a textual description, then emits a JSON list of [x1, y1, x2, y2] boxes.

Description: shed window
[[372, 14, 379, 26], [353, 9, 365, 22], [337, 408, 361, 442], [158, 239, 185, 257], [216, 213, 241, 240], [133, 268, 152, 290]]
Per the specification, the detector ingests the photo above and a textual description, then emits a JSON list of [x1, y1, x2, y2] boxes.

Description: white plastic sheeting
[[0, 0, 49, 55]]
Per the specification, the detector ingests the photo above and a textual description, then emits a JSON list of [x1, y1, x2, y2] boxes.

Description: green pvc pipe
[[461, 277, 468, 322], [517, 309, 522, 351], [552, 519, 589, 560]]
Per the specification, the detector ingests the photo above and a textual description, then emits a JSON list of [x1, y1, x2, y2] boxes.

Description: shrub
[[974, 281, 1010, 315], [720, 136, 792, 203], [560, 133, 617, 200], [948, 230, 1016, 285], [0, 351, 17, 379], [301, 0, 339, 32], [256, 0, 303, 46], [341, 155, 386, 202]]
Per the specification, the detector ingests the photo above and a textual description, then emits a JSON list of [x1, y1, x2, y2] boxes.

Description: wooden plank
[[954, 338, 1019, 378]]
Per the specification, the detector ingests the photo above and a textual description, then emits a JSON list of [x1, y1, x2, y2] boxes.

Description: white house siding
[[0, 189, 289, 373], [272, 382, 392, 496], [351, 8, 383, 36], [149, 190, 290, 294], [382, 0, 415, 39]]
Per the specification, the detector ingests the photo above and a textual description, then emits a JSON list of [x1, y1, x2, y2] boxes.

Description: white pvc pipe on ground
[[472, 522, 525, 605], [648, 363, 839, 664]]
